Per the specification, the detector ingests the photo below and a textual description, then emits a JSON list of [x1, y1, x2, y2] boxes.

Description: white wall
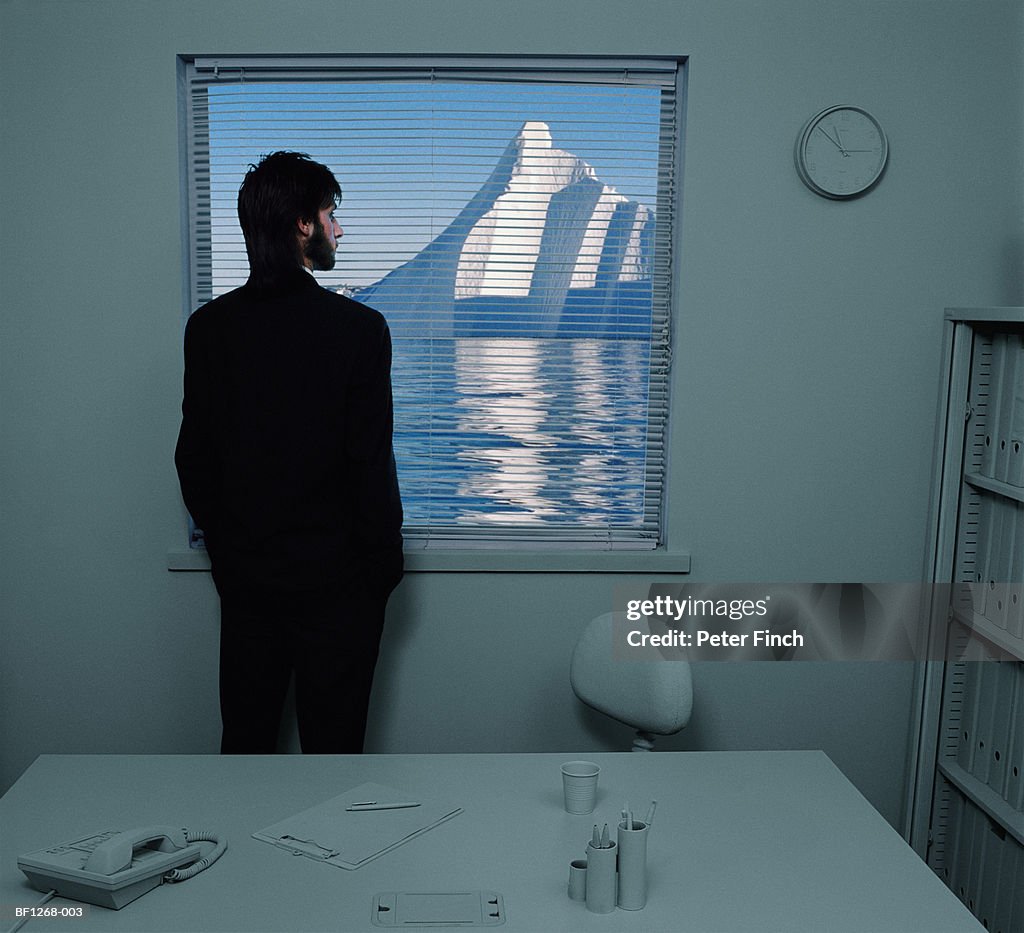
[[2, 0, 1022, 832]]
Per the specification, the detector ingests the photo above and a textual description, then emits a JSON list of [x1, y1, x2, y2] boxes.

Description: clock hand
[[816, 125, 844, 151], [815, 123, 847, 154], [834, 126, 850, 157]]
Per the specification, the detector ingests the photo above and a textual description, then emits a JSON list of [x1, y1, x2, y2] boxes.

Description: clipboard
[[253, 782, 463, 870]]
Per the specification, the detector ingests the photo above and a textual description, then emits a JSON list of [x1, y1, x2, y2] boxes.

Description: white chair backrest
[[570, 612, 693, 744]]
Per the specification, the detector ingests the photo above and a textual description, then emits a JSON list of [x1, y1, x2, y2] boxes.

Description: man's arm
[[347, 317, 404, 596], [174, 314, 219, 538]]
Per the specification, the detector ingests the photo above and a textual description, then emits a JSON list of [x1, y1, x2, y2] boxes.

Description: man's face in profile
[[304, 203, 342, 271]]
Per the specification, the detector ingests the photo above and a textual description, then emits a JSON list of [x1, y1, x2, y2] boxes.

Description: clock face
[[796, 106, 888, 199]]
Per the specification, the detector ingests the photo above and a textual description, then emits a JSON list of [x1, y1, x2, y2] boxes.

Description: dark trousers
[[218, 585, 387, 754]]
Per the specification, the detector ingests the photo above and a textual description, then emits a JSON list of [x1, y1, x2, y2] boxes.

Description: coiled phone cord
[[163, 829, 228, 882]]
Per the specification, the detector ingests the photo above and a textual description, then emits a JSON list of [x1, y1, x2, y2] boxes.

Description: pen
[[346, 801, 422, 811]]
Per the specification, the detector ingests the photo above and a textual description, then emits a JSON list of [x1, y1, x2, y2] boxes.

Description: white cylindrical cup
[[561, 760, 600, 814], [567, 859, 587, 901], [616, 819, 649, 910]]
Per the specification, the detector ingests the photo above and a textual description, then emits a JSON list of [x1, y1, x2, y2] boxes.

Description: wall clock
[[795, 105, 888, 200]]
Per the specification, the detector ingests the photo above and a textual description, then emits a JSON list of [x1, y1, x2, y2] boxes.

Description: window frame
[[173, 53, 690, 573]]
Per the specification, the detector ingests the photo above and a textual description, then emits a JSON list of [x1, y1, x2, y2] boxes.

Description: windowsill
[[166, 548, 691, 574]]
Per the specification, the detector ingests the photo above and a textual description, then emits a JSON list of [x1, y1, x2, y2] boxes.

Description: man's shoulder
[[313, 287, 390, 334], [312, 285, 381, 317], [185, 286, 246, 333], [185, 279, 390, 336]]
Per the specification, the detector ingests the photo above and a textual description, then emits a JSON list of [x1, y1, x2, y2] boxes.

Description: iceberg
[[354, 121, 655, 339]]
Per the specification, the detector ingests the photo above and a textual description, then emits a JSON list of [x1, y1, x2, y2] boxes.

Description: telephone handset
[[18, 825, 227, 910], [82, 826, 191, 875]]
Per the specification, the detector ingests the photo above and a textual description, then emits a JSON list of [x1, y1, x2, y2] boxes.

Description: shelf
[[950, 608, 1024, 664], [167, 547, 693, 574], [937, 759, 1024, 848], [944, 307, 1024, 326], [964, 472, 1024, 506]]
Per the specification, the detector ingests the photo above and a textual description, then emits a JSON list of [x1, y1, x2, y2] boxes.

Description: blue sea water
[[391, 336, 652, 530]]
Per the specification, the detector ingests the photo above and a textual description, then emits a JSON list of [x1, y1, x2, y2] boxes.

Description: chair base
[[631, 731, 656, 752]]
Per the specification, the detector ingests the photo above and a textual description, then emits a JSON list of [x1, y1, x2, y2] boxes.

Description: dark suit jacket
[[174, 269, 404, 599]]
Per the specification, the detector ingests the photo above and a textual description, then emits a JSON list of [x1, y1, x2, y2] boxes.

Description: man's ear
[[296, 216, 314, 238]]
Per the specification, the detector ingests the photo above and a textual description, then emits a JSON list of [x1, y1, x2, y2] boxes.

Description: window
[[182, 55, 683, 552]]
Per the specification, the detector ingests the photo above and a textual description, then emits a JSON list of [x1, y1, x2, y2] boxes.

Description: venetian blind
[[184, 56, 682, 550]]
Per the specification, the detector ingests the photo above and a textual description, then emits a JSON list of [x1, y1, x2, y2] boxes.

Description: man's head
[[237, 151, 343, 286]]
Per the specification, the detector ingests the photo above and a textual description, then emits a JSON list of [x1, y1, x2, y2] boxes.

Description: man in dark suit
[[175, 151, 403, 754]]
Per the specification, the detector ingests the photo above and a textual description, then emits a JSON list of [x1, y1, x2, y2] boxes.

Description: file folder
[[987, 656, 1016, 795], [989, 835, 1021, 933], [984, 498, 1015, 631], [973, 496, 998, 619], [1003, 333, 1024, 486], [1007, 508, 1024, 641], [980, 333, 1007, 479], [956, 638, 985, 775], [1004, 661, 1024, 811], [995, 333, 1021, 482], [970, 646, 1000, 786]]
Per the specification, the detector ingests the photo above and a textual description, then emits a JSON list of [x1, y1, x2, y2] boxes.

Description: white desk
[[0, 751, 983, 932]]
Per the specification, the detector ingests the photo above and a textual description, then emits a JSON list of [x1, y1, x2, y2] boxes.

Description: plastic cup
[[567, 859, 588, 900], [561, 760, 600, 814]]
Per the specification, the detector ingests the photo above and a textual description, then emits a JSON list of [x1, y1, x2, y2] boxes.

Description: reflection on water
[[393, 337, 650, 528]]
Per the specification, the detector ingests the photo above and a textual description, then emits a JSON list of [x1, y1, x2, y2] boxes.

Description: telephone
[[18, 826, 227, 910]]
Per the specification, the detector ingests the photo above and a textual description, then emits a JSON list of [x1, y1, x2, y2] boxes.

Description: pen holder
[[584, 840, 616, 914], [616, 819, 649, 910]]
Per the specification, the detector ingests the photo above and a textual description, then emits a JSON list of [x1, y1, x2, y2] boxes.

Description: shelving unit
[[912, 309, 1024, 933]]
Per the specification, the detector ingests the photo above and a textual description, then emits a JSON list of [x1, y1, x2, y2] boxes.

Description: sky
[[199, 78, 664, 293]]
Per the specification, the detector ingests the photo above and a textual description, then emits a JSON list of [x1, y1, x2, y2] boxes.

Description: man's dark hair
[[237, 151, 342, 286]]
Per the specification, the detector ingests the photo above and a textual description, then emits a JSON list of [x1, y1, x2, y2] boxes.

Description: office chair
[[570, 612, 693, 751]]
